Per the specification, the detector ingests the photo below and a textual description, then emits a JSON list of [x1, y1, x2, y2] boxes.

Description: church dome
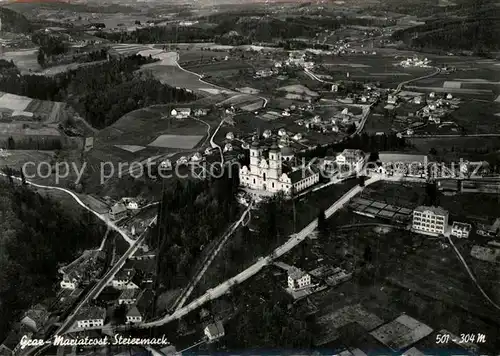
[[269, 142, 279, 152]]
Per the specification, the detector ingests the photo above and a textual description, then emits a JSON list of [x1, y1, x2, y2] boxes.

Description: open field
[[140, 61, 233, 96], [0, 48, 42, 73], [316, 54, 436, 88], [148, 134, 203, 149], [178, 50, 230, 64], [0, 92, 32, 111]]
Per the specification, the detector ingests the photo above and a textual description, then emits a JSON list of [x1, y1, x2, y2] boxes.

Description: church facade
[[239, 142, 319, 196]]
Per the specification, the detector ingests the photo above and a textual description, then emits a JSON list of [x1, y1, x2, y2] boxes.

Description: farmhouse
[[20, 304, 49, 333], [171, 108, 191, 118], [110, 202, 128, 221], [109, 268, 140, 290], [239, 142, 319, 196], [204, 321, 225, 342]]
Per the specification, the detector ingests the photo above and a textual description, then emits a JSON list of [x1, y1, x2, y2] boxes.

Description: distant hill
[[0, 6, 31, 33], [392, 1, 500, 55], [2, 1, 135, 14]]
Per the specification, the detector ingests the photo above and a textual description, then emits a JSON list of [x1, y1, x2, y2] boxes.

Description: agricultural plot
[[0, 92, 33, 111], [148, 134, 202, 149], [178, 50, 230, 64], [369, 315, 433, 351], [111, 43, 152, 56], [141, 62, 232, 95]]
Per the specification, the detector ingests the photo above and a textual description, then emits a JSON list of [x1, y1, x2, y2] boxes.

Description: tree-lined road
[[136, 176, 381, 328]]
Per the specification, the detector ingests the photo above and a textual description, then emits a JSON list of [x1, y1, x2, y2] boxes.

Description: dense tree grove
[[149, 169, 240, 291], [226, 282, 314, 350], [0, 55, 196, 129], [0, 181, 105, 341], [392, 1, 500, 55]]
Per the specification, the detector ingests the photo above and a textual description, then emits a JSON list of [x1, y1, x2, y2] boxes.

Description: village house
[[109, 269, 140, 290], [287, 268, 312, 291], [60, 272, 79, 290], [126, 306, 142, 324], [20, 304, 50, 333], [72, 306, 106, 331], [170, 108, 191, 118], [110, 202, 128, 221], [121, 198, 139, 210], [159, 159, 172, 170], [451, 222, 472, 238], [262, 129, 272, 139], [118, 289, 142, 305], [387, 94, 398, 105], [204, 321, 225, 342], [194, 108, 208, 117]]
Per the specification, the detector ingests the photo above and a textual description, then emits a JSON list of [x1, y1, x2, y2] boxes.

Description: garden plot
[[0, 93, 33, 111], [369, 314, 433, 351], [148, 134, 202, 149]]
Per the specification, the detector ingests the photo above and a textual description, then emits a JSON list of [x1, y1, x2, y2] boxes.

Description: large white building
[[288, 269, 311, 291], [239, 142, 319, 196], [336, 149, 366, 174], [412, 206, 449, 236]]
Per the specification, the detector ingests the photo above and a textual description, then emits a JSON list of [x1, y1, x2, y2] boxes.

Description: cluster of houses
[[398, 56, 431, 68], [109, 197, 141, 221], [170, 107, 209, 119], [282, 263, 353, 300], [60, 250, 106, 290]]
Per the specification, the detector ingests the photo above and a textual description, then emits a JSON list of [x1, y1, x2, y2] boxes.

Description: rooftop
[[414, 206, 448, 217], [75, 306, 106, 321], [205, 320, 225, 336], [288, 267, 307, 280], [126, 306, 142, 318], [119, 289, 142, 300], [451, 222, 472, 231]]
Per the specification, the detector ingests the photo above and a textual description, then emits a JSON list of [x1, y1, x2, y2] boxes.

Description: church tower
[[249, 141, 261, 175], [268, 143, 282, 180]]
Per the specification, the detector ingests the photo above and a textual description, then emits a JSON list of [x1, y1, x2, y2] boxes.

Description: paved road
[[174, 202, 253, 310], [136, 176, 381, 328], [395, 67, 441, 93]]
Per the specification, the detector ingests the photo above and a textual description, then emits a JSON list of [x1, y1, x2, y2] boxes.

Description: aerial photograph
[[0, 0, 499, 355]]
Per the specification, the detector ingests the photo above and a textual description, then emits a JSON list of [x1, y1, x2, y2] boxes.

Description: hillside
[[0, 181, 105, 341], [392, 2, 500, 55], [0, 6, 31, 33]]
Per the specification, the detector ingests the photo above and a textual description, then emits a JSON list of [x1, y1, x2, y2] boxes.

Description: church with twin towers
[[239, 141, 319, 196]]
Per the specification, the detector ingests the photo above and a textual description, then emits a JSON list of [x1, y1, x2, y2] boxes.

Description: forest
[[392, 1, 500, 55], [0, 55, 196, 129], [148, 168, 240, 291], [0, 180, 105, 342]]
